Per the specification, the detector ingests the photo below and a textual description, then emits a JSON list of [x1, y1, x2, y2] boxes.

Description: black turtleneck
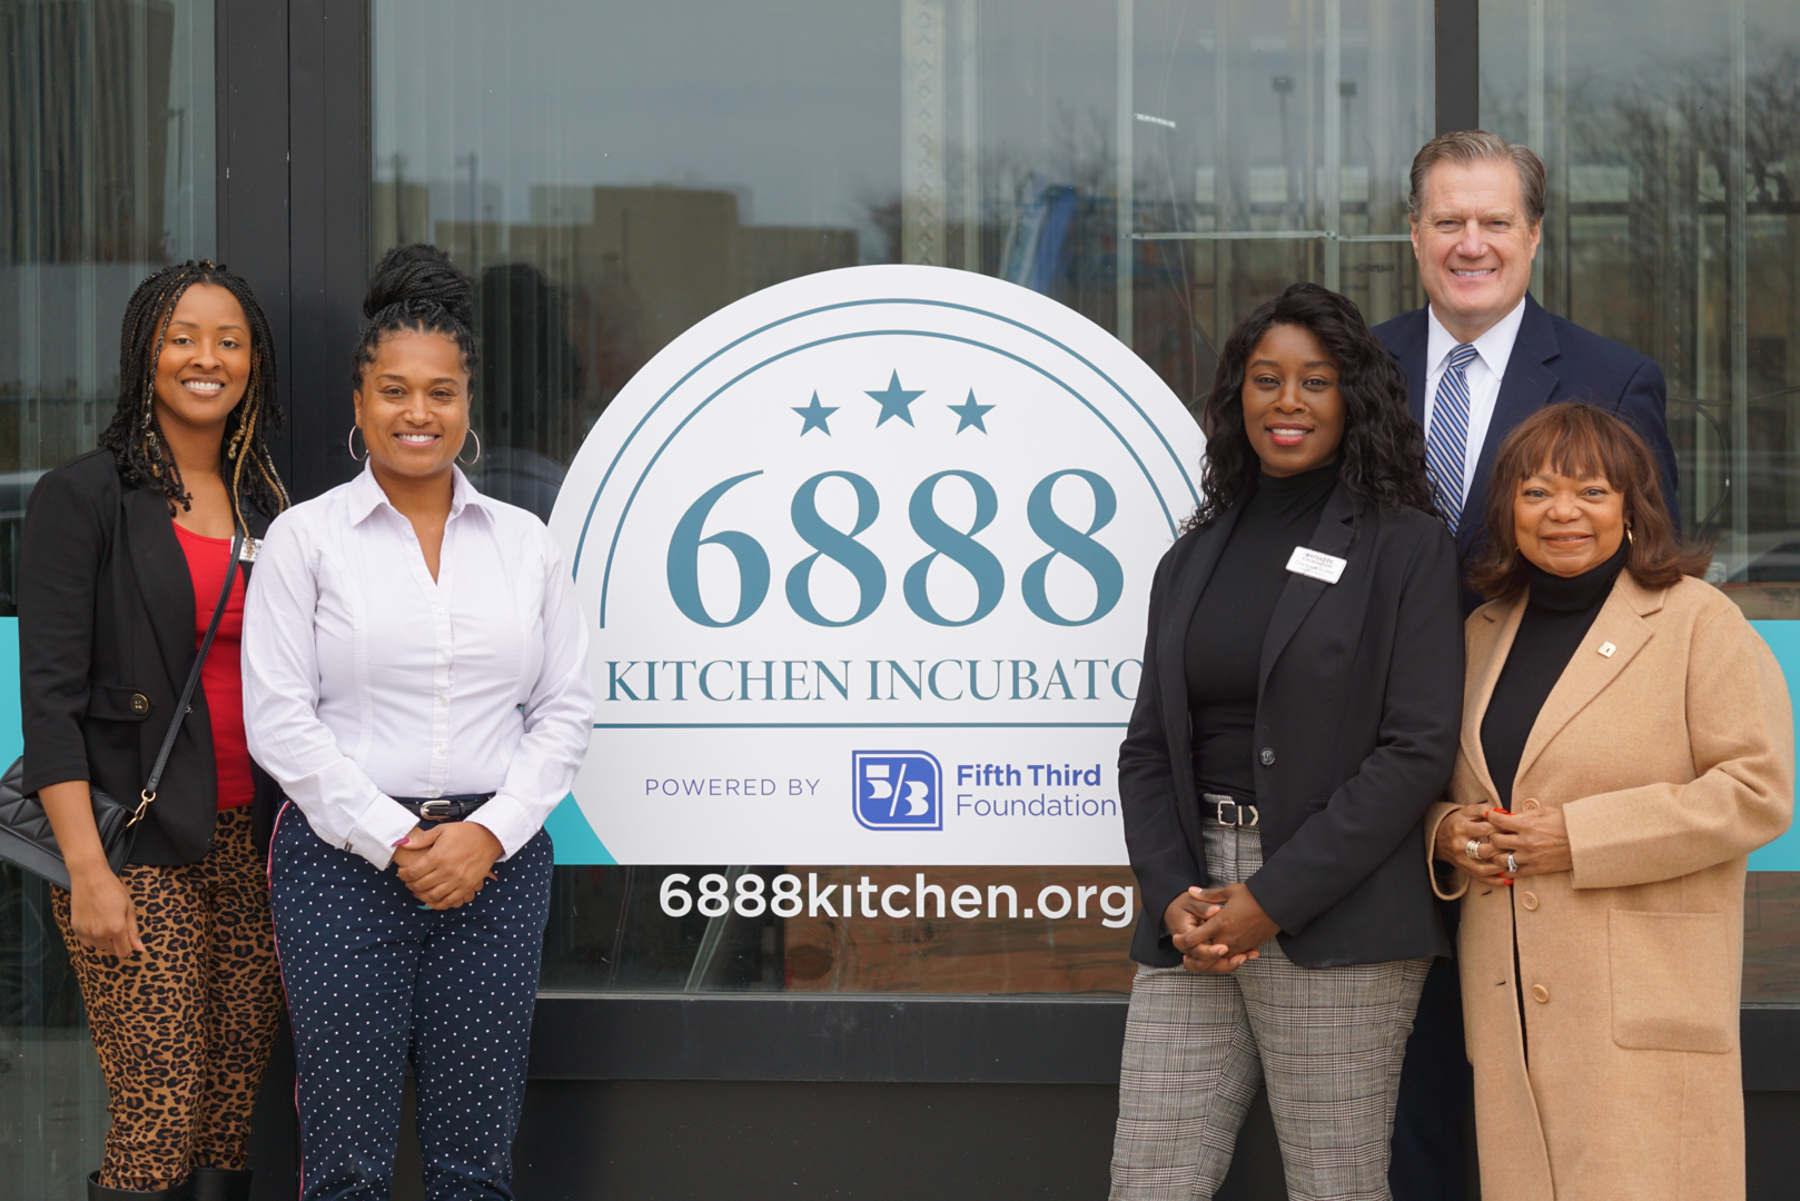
[[1185, 460, 1341, 801], [1479, 538, 1631, 808]]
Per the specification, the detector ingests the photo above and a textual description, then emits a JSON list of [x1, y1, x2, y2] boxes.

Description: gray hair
[[1407, 130, 1546, 226]]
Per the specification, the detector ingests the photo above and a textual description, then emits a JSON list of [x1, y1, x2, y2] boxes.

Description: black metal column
[[217, 0, 369, 504], [288, 0, 371, 501], [217, 0, 293, 485], [1434, 0, 1480, 133]]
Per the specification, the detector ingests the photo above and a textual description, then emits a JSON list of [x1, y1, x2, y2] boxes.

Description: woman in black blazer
[[1109, 284, 1464, 1201], [20, 263, 290, 1201]]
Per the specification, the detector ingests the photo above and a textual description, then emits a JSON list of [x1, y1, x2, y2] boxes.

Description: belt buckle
[[1212, 797, 1257, 828], [419, 799, 455, 820]]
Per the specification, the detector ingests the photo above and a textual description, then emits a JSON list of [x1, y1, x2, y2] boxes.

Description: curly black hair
[[1186, 282, 1438, 529], [98, 260, 289, 525], [351, 243, 480, 390]]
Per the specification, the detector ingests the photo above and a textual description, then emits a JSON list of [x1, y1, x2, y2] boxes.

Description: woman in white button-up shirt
[[242, 244, 593, 1201]]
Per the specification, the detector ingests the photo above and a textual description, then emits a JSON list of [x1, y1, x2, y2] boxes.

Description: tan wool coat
[[1426, 572, 1793, 1201]]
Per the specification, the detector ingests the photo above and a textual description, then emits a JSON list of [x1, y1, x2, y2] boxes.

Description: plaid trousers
[[1110, 824, 1430, 1201]]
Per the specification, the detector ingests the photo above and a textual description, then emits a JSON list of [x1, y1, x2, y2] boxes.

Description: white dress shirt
[[243, 465, 593, 870], [1421, 297, 1528, 505]]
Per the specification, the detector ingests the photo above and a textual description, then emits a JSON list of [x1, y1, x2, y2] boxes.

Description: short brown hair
[[1467, 403, 1709, 601], [1407, 130, 1547, 227]]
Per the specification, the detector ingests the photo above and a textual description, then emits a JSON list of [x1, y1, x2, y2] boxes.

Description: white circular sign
[[549, 265, 1202, 864]]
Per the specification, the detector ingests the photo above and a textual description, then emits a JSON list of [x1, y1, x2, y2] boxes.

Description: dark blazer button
[[129, 693, 150, 715], [1259, 747, 1275, 766]]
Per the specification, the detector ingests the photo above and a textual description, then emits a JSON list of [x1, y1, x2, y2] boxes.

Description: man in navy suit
[[1374, 132, 1679, 606], [1376, 130, 1679, 1201]]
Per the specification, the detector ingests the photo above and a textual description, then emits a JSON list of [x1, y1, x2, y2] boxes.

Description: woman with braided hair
[[243, 244, 592, 1200], [21, 262, 291, 1201]]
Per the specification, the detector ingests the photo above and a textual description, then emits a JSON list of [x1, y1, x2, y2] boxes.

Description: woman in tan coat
[[1428, 402, 1792, 1201]]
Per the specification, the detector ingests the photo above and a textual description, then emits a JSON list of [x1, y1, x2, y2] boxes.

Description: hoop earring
[[1626, 525, 1635, 547], [347, 425, 368, 463], [458, 428, 482, 467]]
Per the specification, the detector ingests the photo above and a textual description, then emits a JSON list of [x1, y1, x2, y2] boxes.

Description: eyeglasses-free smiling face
[[152, 282, 252, 437], [1240, 322, 1347, 477], [353, 329, 471, 484], [1511, 466, 1627, 577], [1411, 157, 1542, 344]]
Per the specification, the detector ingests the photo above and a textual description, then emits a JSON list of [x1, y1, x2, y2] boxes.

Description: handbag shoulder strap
[[131, 529, 244, 822]]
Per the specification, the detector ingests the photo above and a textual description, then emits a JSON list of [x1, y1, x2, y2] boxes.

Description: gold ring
[[1465, 838, 1482, 860]]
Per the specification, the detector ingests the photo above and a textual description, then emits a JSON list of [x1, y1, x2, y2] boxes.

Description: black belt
[[392, 793, 494, 821], [1201, 792, 1259, 828]]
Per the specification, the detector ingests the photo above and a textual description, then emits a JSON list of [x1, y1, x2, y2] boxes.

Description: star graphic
[[947, 390, 995, 434], [792, 391, 838, 436], [864, 371, 924, 427]]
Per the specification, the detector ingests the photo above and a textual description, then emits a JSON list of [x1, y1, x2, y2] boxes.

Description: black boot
[[85, 1170, 188, 1200], [186, 1168, 252, 1201]]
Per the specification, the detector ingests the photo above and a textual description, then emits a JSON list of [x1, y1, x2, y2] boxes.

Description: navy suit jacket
[[1372, 296, 1679, 610]]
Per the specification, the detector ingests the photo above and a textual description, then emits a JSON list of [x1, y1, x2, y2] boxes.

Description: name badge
[[1286, 546, 1346, 584], [239, 537, 261, 564]]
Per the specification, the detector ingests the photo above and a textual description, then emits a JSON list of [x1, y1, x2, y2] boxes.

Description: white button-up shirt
[[242, 465, 593, 869], [1421, 297, 1528, 504]]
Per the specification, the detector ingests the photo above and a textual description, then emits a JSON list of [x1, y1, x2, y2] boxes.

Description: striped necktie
[[1426, 342, 1479, 530]]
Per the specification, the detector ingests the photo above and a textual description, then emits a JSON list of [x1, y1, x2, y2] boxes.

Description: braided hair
[[98, 260, 290, 525], [351, 244, 480, 391]]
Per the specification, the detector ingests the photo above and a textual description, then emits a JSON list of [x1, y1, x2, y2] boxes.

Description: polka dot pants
[[268, 801, 552, 1201]]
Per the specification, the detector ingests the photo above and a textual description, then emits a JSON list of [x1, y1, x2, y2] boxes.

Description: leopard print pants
[[52, 805, 285, 1192]]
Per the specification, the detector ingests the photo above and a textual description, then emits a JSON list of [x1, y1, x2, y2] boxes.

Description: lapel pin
[[1598, 641, 1616, 658]]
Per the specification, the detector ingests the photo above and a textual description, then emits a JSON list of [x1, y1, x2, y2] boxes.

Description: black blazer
[[19, 449, 278, 865], [1373, 296, 1680, 611], [1119, 481, 1463, 968]]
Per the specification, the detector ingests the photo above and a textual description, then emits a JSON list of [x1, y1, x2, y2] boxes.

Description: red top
[[172, 523, 255, 810]]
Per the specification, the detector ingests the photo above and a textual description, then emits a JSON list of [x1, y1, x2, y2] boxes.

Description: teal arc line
[[588, 327, 1182, 628], [570, 295, 1203, 592]]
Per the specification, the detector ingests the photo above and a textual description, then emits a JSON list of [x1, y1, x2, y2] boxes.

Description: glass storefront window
[[1483, 0, 1800, 1002], [3, 0, 1796, 1190], [1482, 0, 1800, 594], [0, 3, 219, 1193], [373, 0, 1433, 995]]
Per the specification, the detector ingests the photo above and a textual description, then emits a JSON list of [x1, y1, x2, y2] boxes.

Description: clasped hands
[[1164, 883, 1281, 974], [392, 821, 502, 909], [1434, 802, 1573, 884]]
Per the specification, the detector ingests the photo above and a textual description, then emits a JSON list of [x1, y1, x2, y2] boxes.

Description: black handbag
[[0, 529, 244, 889]]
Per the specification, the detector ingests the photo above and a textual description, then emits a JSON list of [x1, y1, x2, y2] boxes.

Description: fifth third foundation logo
[[852, 751, 943, 831]]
